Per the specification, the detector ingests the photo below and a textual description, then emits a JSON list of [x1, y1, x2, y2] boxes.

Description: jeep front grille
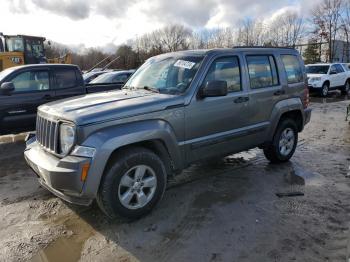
[[36, 115, 58, 153]]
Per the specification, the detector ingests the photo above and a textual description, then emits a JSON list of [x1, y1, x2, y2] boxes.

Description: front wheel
[[97, 147, 167, 220], [341, 80, 350, 95], [320, 82, 329, 97], [263, 119, 298, 163]]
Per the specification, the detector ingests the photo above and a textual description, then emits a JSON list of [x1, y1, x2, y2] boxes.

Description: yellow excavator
[[0, 33, 72, 71]]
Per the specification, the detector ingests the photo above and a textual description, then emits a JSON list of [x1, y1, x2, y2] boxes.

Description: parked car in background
[[306, 63, 350, 97], [0, 64, 127, 134], [24, 47, 311, 219], [83, 71, 108, 84], [89, 70, 135, 89]]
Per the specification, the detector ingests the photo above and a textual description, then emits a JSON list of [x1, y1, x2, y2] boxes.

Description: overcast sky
[[1, 0, 320, 52]]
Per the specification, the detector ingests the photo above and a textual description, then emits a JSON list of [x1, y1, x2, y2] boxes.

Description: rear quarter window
[[55, 68, 77, 89], [281, 55, 303, 84]]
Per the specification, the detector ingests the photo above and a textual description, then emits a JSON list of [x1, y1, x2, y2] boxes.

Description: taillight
[[303, 84, 309, 108]]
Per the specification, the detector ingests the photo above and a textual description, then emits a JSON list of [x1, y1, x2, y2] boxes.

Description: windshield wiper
[[143, 86, 160, 93]]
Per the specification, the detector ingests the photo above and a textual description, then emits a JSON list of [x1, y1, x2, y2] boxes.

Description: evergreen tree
[[303, 42, 320, 64]]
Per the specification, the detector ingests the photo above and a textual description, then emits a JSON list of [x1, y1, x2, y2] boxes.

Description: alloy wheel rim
[[279, 128, 295, 156], [118, 165, 157, 210], [323, 85, 328, 96]]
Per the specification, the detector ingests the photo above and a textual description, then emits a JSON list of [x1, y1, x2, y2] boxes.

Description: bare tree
[[339, 0, 350, 61], [156, 24, 192, 52], [312, 0, 343, 61], [190, 28, 235, 49], [236, 18, 265, 46], [267, 10, 305, 47]]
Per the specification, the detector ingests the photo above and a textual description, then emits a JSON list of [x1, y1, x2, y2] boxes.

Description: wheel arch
[[80, 120, 183, 198], [267, 98, 305, 143], [323, 80, 330, 87]]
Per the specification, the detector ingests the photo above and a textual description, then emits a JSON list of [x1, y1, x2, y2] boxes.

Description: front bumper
[[304, 108, 312, 126], [308, 82, 322, 91], [24, 140, 93, 206]]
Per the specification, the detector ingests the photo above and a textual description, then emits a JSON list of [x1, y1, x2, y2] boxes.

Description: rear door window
[[281, 55, 304, 84], [246, 55, 279, 89], [55, 68, 77, 89]]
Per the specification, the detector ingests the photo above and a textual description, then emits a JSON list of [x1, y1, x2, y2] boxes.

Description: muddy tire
[[96, 147, 167, 220], [263, 119, 298, 163], [341, 80, 350, 95], [320, 82, 329, 97]]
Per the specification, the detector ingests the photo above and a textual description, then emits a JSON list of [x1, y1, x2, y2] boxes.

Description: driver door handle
[[234, 96, 249, 103], [43, 94, 52, 100], [274, 90, 285, 96]]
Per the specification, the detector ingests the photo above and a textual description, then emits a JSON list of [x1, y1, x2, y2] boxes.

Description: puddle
[[284, 164, 325, 187], [193, 188, 245, 209], [310, 92, 350, 104], [31, 214, 95, 262], [192, 173, 250, 209], [228, 149, 259, 161]]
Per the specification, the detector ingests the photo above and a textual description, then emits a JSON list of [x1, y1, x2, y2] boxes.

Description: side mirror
[[200, 80, 228, 98], [329, 70, 337, 75], [0, 82, 15, 95]]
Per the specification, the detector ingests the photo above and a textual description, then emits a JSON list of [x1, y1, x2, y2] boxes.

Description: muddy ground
[[0, 93, 350, 262]]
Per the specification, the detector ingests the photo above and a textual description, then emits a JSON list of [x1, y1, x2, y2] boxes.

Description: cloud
[[32, 0, 91, 20], [94, 0, 139, 18], [139, 0, 312, 28], [7, 0, 29, 14], [143, 0, 218, 27], [1, 0, 322, 49]]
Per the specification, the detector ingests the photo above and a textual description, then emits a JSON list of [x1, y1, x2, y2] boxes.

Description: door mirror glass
[[0, 82, 15, 95], [201, 80, 228, 97]]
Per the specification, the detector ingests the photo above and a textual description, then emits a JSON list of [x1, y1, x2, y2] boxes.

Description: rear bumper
[[24, 140, 93, 206]]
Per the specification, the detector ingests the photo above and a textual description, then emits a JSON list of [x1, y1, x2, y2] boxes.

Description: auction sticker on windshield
[[174, 60, 196, 69]]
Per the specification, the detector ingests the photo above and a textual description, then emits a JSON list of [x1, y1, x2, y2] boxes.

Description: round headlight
[[59, 124, 75, 155]]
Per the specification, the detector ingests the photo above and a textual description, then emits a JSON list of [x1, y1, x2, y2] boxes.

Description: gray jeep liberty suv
[[24, 48, 311, 219]]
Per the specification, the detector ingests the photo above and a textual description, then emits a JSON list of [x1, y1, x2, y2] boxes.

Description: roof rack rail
[[232, 46, 296, 49]]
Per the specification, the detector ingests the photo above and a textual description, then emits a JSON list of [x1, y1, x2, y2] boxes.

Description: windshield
[[124, 55, 204, 95], [83, 72, 104, 80], [306, 65, 329, 74], [0, 67, 16, 82], [91, 72, 120, 84], [5, 36, 24, 52]]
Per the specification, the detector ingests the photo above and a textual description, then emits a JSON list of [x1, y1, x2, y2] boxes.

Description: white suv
[[306, 63, 350, 97]]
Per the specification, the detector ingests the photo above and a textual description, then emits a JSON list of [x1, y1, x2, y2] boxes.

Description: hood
[[39, 90, 183, 126], [306, 73, 326, 78]]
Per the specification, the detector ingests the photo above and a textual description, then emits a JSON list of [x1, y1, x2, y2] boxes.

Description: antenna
[[86, 55, 113, 73], [102, 56, 120, 70]]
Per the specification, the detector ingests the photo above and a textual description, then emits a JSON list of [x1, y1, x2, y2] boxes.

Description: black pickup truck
[[0, 64, 125, 134]]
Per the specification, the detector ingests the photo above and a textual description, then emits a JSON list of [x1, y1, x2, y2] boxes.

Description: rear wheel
[[97, 147, 167, 220], [263, 119, 298, 163], [320, 82, 329, 97], [341, 80, 350, 95]]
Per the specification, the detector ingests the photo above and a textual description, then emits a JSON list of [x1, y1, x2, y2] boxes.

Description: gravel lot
[[0, 94, 349, 262]]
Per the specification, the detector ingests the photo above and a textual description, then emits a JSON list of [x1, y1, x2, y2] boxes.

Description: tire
[[263, 118, 298, 163], [96, 147, 167, 220], [320, 82, 329, 97], [341, 80, 350, 95]]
